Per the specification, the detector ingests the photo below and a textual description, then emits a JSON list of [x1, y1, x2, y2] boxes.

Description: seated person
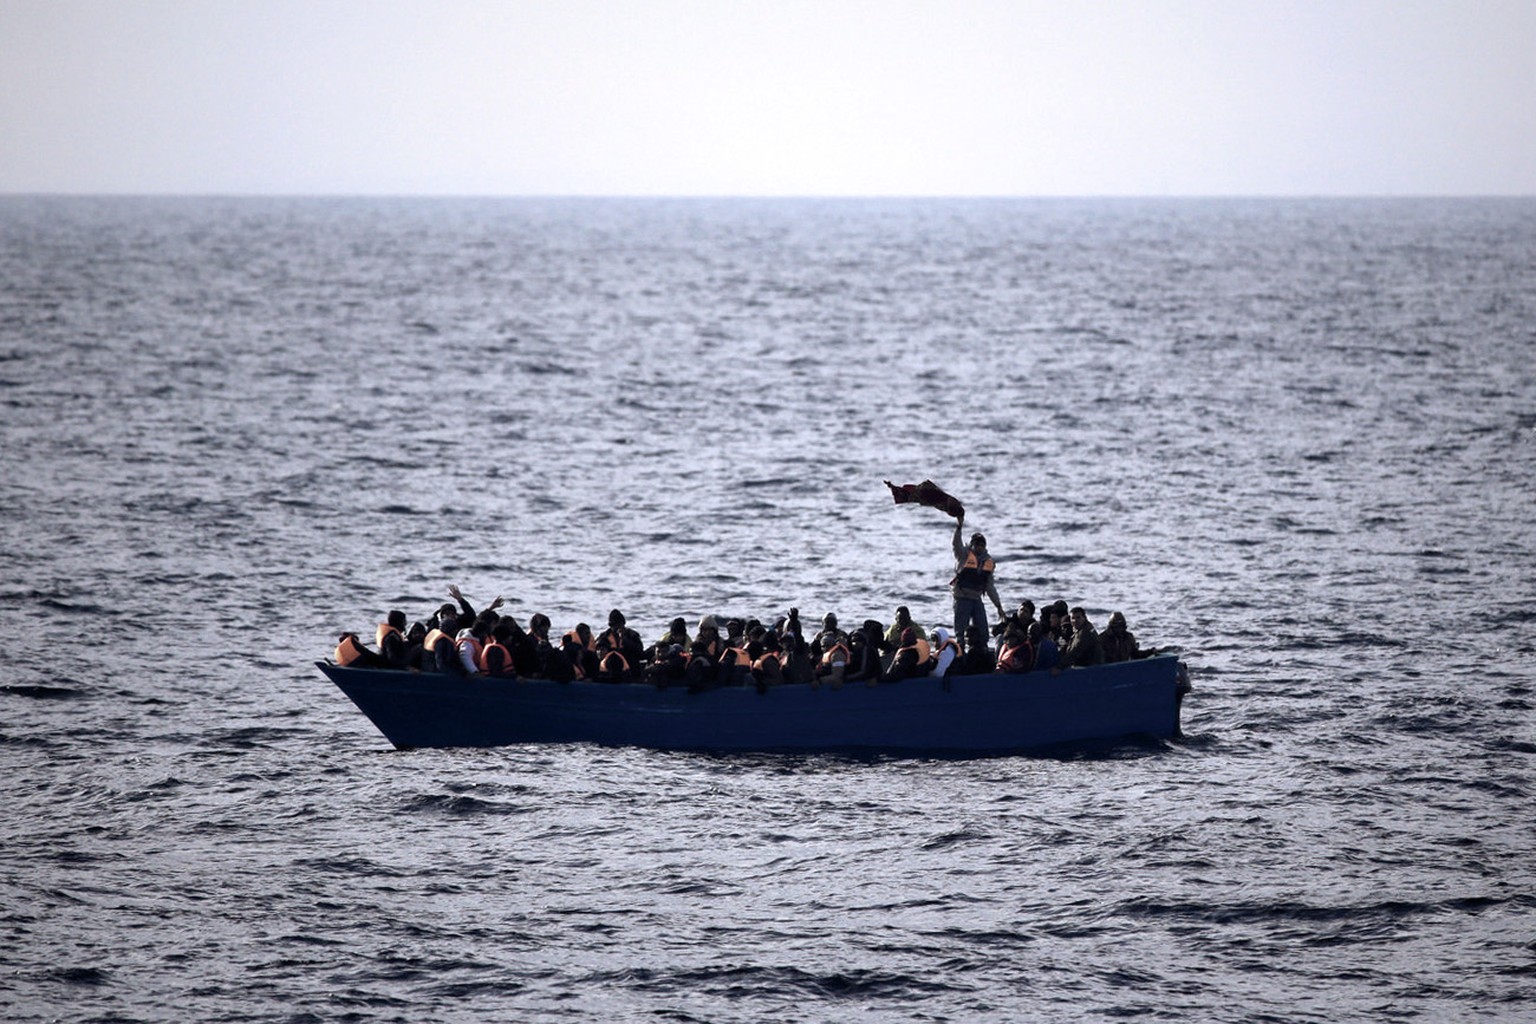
[[1030, 622, 1059, 673], [929, 628, 960, 677], [591, 610, 642, 681], [994, 616, 1034, 673], [846, 620, 886, 685], [885, 626, 932, 682], [644, 643, 689, 687], [1101, 611, 1146, 663], [1056, 607, 1105, 670], [810, 613, 851, 687], [333, 632, 389, 669], [954, 626, 995, 674], [375, 610, 410, 667]]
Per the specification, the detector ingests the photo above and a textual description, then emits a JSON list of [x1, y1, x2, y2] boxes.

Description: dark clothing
[[1101, 626, 1140, 663], [1059, 624, 1105, 669], [955, 643, 995, 675]]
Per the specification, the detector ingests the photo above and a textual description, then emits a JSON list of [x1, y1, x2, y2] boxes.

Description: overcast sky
[[2, 0, 1533, 196]]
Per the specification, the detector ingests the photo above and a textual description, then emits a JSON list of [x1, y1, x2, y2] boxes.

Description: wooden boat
[[318, 654, 1190, 754]]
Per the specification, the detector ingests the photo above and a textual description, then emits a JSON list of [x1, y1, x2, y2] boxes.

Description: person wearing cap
[[596, 609, 644, 676], [951, 516, 1004, 651]]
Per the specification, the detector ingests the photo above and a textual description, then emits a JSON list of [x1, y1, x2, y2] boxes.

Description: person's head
[[1016, 600, 1035, 622], [726, 618, 744, 637], [1108, 611, 1126, 632], [894, 605, 911, 625], [608, 609, 626, 628], [822, 612, 837, 630], [529, 612, 551, 637], [438, 611, 459, 634], [901, 627, 917, 646], [575, 622, 592, 643], [387, 609, 407, 630], [970, 532, 987, 550], [1071, 607, 1090, 630], [669, 616, 687, 635], [406, 621, 427, 642]]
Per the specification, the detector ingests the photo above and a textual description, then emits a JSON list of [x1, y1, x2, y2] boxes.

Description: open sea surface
[[2, 196, 1534, 1022]]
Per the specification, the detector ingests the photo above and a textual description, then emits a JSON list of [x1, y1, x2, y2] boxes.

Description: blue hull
[[318, 655, 1189, 754]]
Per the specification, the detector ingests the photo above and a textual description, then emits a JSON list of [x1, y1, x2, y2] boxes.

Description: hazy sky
[[3, 0, 1533, 196]]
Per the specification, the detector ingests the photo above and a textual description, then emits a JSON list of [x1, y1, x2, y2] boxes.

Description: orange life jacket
[[956, 549, 995, 591], [564, 629, 596, 651], [334, 635, 366, 666], [375, 622, 401, 649], [896, 635, 932, 667], [479, 640, 513, 674], [422, 628, 452, 654], [996, 640, 1032, 673], [820, 642, 850, 667], [599, 650, 630, 675], [456, 635, 484, 671], [752, 649, 787, 672]]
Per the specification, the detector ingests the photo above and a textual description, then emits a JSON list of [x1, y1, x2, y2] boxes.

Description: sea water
[[2, 196, 1534, 1022]]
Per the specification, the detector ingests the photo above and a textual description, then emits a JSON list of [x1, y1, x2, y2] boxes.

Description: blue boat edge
[[317, 654, 1192, 756]]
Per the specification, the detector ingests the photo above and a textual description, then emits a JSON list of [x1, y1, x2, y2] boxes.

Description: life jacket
[[564, 629, 596, 651], [455, 635, 485, 674], [752, 650, 787, 673], [820, 642, 850, 667], [955, 549, 995, 591], [721, 645, 751, 666], [334, 635, 366, 666], [599, 650, 630, 676], [375, 622, 401, 649], [599, 627, 632, 653], [422, 628, 452, 655], [895, 638, 932, 670], [479, 640, 513, 674], [996, 640, 1033, 673]]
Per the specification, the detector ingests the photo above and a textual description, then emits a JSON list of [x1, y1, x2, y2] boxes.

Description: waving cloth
[[884, 480, 965, 520]]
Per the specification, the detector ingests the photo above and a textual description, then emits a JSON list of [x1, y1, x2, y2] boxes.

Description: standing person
[[951, 517, 1004, 651]]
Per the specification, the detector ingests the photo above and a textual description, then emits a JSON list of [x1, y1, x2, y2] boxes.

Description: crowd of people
[[330, 585, 1161, 689]]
